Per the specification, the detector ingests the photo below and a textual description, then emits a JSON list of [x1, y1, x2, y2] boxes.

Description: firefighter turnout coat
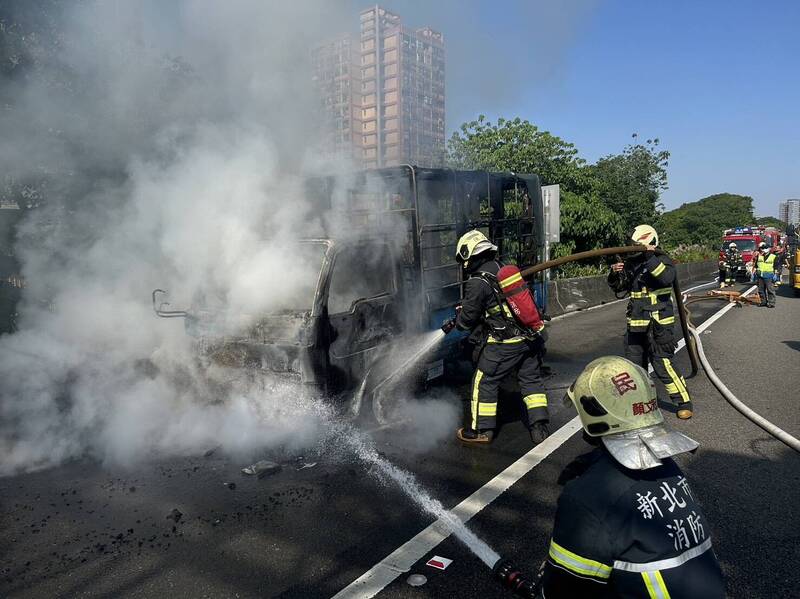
[[608, 252, 692, 408], [720, 248, 742, 284], [455, 257, 548, 429], [538, 449, 725, 598], [609, 252, 677, 332]]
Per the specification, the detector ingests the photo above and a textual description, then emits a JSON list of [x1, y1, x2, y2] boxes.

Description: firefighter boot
[[677, 401, 694, 420], [457, 428, 494, 445], [529, 421, 550, 445]]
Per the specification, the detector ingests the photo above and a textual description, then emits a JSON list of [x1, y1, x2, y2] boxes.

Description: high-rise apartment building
[[313, 6, 445, 169], [311, 36, 362, 164], [779, 199, 800, 225]]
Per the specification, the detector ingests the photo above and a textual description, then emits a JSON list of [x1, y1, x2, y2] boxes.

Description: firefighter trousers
[[721, 266, 736, 286], [469, 338, 548, 431], [625, 327, 692, 407]]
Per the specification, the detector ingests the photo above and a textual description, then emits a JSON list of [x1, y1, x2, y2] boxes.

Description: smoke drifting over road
[[0, 1, 460, 475]]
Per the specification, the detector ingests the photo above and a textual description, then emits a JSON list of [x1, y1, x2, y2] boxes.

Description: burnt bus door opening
[[324, 242, 401, 392]]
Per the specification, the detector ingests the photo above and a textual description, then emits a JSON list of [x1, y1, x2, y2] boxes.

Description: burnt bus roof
[[306, 166, 548, 316], [305, 166, 544, 249]]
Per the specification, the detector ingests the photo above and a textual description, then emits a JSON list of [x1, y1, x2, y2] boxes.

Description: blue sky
[[354, 1, 799, 215]]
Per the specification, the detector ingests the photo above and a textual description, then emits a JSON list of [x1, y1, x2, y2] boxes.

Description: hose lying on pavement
[[688, 326, 800, 454], [523, 248, 798, 453]]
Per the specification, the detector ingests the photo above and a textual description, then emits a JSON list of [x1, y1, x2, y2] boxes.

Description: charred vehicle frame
[[153, 166, 550, 420]]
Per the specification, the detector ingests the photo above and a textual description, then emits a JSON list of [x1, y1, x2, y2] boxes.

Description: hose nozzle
[[493, 558, 538, 598], [441, 317, 457, 335]]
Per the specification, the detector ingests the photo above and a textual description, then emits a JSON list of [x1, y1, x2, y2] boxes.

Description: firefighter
[[753, 241, 779, 307], [495, 356, 725, 598], [453, 230, 550, 446], [719, 242, 741, 288], [608, 224, 693, 419]]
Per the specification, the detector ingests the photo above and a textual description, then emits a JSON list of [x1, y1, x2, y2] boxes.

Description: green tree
[[658, 193, 754, 249], [755, 216, 784, 229], [447, 115, 593, 195], [551, 191, 626, 276], [591, 135, 669, 232], [447, 116, 654, 275]]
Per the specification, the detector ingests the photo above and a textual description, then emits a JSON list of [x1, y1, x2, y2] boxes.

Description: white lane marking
[[675, 285, 756, 352], [682, 278, 721, 295], [332, 278, 746, 599], [331, 418, 583, 599], [550, 296, 626, 320]]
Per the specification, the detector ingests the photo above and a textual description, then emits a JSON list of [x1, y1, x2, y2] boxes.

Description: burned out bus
[[153, 166, 551, 420]]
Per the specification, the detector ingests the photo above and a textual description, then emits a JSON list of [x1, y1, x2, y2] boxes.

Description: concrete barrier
[[546, 260, 717, 317]]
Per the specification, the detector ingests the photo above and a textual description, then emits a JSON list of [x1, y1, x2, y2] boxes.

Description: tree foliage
[[591, 135, 669, 232], [551, 192, 625, 256], [550, 192, 625, 276], [447, 116, 593, 195], [658, 193, 754, 249], [447, 117, 662, 275], [755, 216, 784, 229]]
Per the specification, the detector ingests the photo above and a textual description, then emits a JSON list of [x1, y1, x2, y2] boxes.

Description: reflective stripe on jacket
[[456, 257, 541, 341], [608, 253, 677, 332], [538, 449, 725, 599], [456, 258, 523, 341]]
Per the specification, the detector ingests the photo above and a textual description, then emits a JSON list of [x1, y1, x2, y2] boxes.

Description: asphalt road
[[1, 275, 798, 599]]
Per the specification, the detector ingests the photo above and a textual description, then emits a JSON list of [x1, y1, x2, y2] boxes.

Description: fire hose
[[518, 248, 800, 454], [516, 245, 700, 379], [687, 325, 800, 453], [492, 249, 800, 599]]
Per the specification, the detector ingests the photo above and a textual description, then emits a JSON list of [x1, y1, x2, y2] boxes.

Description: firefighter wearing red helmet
[[608, 225, 693, 419], [453, 230, 550, 446]]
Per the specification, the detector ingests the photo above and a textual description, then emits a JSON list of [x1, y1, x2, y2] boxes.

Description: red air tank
[[497, 265, 543, 331]]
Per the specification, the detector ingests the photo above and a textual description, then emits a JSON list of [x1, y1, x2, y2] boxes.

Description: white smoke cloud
[[0, 0, 466, 476], [0, 0, 357, 474]]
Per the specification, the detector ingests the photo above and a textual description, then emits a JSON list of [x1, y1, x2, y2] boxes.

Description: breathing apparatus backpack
[[475, 264, 544, 340]]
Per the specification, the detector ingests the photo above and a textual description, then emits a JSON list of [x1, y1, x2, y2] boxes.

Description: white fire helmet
[[728, 242, 737, 249], [564, 356, 698, 470], [630, 224, 659, 248], [456, 229, 498, 264]]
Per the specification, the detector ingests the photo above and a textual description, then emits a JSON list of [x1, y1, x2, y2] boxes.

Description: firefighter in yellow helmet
[[453, 230, 550, 446], [494, 356, 724, 599], [608, 224, 693, 419]]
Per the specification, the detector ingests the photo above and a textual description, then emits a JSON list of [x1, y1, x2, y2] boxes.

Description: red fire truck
[[719, 227, 762, 280]]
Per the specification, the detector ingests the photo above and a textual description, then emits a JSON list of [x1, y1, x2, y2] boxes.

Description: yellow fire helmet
[[566, 356, 698, 470], [456, 229, 498, 263], [630, 224, 659, 247]]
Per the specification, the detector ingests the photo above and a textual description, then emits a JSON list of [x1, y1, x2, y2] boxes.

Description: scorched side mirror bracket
[[152, 289, 189, 318]]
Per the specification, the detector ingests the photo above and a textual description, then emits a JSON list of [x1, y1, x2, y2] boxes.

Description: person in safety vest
[[608, 224, 693, 420], [752, 241, 779, 307], [719, 242, 742, 288], [494, 356, 725, 599], [453, 229, 550, 446]]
